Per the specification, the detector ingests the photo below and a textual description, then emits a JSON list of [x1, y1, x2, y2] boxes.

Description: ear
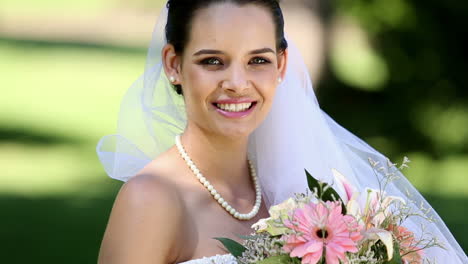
[[162, 44, 182, 84], [276, 48, 288, 81]]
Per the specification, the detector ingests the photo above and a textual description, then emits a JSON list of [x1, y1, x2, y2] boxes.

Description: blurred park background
[[1, 0, 466, 263]]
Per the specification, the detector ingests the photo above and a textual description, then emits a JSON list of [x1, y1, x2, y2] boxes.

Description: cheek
[[252, 69, 278, 101], [182, 67, 217, 115], [185, 67, 219, 95]]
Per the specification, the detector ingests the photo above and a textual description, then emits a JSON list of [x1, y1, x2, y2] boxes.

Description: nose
[[221, 64, 250, 93]]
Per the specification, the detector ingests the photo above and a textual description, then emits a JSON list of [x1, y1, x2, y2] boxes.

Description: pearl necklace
[[174, 135, 262, 220]]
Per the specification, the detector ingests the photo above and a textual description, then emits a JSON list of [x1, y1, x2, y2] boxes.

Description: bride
[[96, 0, 467, 263]]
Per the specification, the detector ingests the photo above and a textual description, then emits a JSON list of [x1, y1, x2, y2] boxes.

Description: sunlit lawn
[[0, 36, 466, 262], [0, 39, 145, 192], [0, 38, 145, 262], [2, 0, 166, 16]]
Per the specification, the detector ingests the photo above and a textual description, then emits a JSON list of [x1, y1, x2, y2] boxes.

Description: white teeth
[[216, 103, 252, 112]]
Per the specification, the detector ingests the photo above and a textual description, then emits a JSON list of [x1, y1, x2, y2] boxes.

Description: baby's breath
[[238, 233, 286, 264]]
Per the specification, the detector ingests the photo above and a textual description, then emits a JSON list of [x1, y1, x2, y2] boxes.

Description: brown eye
[[201, 57, 223, 65], [250, 57, 270, 64]]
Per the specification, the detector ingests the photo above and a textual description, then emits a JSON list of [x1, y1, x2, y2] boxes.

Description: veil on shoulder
[[96, 3, 467, 263]]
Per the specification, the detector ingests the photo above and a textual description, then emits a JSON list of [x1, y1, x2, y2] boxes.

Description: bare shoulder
[[118, 173, 182, 213], [98, 173, 185, 264]]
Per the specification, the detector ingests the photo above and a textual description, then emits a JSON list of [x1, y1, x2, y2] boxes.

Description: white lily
[[365, 227, 395, 261], [332, 168, 356, 203], [365, 188, 406, 226]]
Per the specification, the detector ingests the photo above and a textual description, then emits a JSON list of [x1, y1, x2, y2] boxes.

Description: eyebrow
[[193, 47, 275, 56], [250, 48, 276, 55]]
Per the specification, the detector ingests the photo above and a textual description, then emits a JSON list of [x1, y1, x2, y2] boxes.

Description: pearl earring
[[278, 77, 282, 83], [169, 76, 176, 83]]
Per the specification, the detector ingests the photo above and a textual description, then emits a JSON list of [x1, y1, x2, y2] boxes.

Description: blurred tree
[[318, 0, 468, 160]]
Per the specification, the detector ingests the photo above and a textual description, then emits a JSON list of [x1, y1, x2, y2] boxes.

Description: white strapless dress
[[178, 254, 236, 264]]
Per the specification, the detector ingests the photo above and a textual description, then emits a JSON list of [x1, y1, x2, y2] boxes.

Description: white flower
[[364, 228, 394, 261], [268, 197, 298, 219], [366, 188, 406, 226], [332, 168, 356, 203], [251, 217, 270, 232]]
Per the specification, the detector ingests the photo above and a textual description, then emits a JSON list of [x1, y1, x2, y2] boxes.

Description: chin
[[215, 125, 254, 140]]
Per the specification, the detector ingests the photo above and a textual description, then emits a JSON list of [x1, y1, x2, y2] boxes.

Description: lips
[[212, 99, 258, 118], [215, 102, 254, 112]]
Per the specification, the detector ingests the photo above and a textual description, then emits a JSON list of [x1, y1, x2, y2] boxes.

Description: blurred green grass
[[2, 0, 167, 17], [2, 0, 115, 17], [0, 39, 144, 140], [0, 40, 146, 194], [0, 38, 145, 193], [0, 38, 137, 262]]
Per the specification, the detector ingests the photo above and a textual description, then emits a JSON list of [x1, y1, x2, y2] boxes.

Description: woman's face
[[164, 3, 287, 139]]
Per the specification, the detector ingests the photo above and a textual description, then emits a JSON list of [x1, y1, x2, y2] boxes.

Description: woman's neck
[[180, 126, 251, 189]]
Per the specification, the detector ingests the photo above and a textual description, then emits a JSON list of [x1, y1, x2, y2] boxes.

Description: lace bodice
[[178, 254, 236, 264]]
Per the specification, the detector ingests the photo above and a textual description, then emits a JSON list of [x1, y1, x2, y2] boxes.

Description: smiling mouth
[[213, 102, 257, 112]]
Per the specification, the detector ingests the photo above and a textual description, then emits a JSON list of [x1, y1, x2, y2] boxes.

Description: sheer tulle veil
[[96, 3, 467, 263]]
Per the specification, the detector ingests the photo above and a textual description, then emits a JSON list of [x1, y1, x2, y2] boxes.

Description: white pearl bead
[[175, 134, 261, 221]]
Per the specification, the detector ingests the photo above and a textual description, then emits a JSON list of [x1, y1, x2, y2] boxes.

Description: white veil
[[96, 3, 467, 263]]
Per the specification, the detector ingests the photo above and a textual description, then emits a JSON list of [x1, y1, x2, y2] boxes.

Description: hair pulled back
[[165, 0, 288, 94]]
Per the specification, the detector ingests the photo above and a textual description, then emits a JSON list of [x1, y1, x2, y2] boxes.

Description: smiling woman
[[162, 2, 286, 140], [97, 1, 287, 263], [95, 0, 467, 263]]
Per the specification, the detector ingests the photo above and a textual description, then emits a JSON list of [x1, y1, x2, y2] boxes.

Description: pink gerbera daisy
[[283, 201, 362, 264]]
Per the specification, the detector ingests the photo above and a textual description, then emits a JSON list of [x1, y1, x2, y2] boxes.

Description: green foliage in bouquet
[[213, 237, 247, 258], [256, 255, 301, 264], [215, 235, 301, 264], [305, 169, 347, 215], [387, 242, 402, 264]]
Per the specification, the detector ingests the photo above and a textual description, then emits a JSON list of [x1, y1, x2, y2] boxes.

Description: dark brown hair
[[165, 0, 288, 94]]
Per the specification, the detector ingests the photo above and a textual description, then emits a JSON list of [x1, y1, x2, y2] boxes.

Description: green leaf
[[213, 237, 247, 258], [256, 255, 294, 264], [384, 242, 402, 264], [305, 169, 347, 214]]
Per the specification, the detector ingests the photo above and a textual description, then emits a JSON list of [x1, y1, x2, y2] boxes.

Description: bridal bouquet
[[217, 158, 443, 264]]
